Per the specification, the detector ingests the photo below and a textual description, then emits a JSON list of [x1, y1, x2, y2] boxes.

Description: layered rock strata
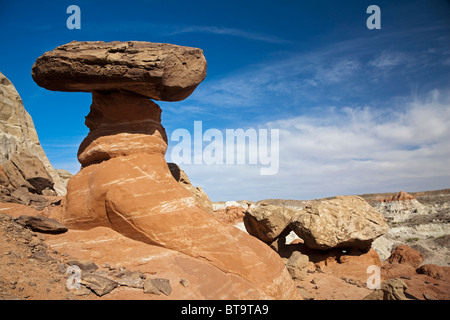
[[32, 41, 298, 299], [374, 191, 427, 222], [0, 71, 65, 195], [32, 41, 207, 101]]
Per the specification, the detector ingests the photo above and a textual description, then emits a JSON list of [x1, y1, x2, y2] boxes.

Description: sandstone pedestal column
[[32, 41, 299, 299]]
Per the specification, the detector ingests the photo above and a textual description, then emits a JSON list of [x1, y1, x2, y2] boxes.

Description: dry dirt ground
[[0, 210, 71, 300], [1, 199, 449, 300]]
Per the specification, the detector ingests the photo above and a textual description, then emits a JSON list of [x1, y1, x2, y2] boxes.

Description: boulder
[[143, 278, 161, 295], [80, 273, 118, 296], [290, 196, 389, 250], [244, 204, 296, 243], [212, 206, 246, 225], [387, 244, 424, 268], [151, 278, 172, 296], [0, 184, 49, 210], [2, 160, 34, 191], [10, 186, 49, 209], [115, 271, 145, 288], [285, 251, 309, 280], [56, 169, 73, 190], [15, 215, 67, 234], [416, 264, 450, 280], [363, 278, 408, 300], [381, 262, 417, 279], [3, 150, 54, 194], [66, 259, 99, 272], [383, 278, 409, 300], [32, 41, 207, 102]]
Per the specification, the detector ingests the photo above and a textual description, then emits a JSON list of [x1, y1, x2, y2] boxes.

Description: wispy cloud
[[313, 59, 360, 84], [189, 46, 365, 112], [268, 89, 450, 194], [167, 25, 293, 44], [85, 21, 293, 45], [369, 51, 410, 69], [187, 27, 450, 119]]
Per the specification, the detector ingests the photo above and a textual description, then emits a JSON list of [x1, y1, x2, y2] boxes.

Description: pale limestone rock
[[363, 278, 408, 300], [244, 204, 296, 243], [56, 169, 73, 190], [286, 251, 309, 280], [0, 71, 66, 195], [290, 196, 389, 250]]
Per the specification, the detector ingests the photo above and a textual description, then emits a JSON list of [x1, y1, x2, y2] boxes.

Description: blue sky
[[1, 0, 449, 201]]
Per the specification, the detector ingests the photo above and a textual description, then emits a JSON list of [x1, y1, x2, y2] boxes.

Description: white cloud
[[168, 25, 293, 44], [165, 31, 450, 201], [368, 51, 410, 69], [159, 27, 450, 201], [313, 59, 360, 83], [176, 90, 450, 201]]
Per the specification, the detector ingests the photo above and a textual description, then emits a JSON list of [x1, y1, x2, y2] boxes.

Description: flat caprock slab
[[32, 41, 207, 101]]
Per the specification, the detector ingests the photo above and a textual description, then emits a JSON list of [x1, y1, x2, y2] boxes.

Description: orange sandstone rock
[[387, 244, 424, 268], [32, 41, 299, 299]]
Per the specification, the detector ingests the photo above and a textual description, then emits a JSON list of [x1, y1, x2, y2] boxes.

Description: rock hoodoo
[[32, 41, 298, 299]]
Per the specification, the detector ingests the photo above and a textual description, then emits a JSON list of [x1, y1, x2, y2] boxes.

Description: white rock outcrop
[[0, 71, 66, 195]]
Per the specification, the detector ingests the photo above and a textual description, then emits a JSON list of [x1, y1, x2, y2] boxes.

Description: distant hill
[[359, 189, 450, 206], [256, 188, 450, 208]]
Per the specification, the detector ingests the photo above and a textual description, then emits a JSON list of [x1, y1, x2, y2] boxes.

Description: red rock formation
[[212, 206, 246, 225], [417, 264, 450, 280], [32, 41, 299, 299], [381, 262, 417, 279], [381, 245, 450, 300], [314, 248, 382, 284], [381, 191, 416, 202], [387, 244, 424, 268]]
